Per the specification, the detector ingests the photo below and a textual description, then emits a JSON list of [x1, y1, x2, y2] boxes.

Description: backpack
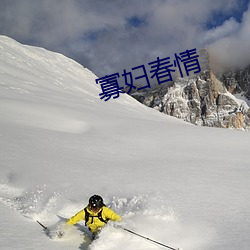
[[84, 206, 109, 226]]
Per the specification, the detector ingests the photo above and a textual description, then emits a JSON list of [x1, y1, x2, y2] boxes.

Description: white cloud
[[0, 0, 249, 75], [208, 3, 250, 69], [199, 18, 240, 45]]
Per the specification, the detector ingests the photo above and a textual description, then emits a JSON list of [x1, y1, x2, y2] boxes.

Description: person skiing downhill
[[67, 195, 121, 239]]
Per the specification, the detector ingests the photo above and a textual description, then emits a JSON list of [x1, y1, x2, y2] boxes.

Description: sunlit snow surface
[[0, 36, 250, 250]]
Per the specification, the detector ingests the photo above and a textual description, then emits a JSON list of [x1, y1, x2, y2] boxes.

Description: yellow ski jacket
[[67, 206, 121, 233]]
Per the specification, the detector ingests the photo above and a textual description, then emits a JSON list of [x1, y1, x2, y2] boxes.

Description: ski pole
[[122, 227, 180, 250], [37, 220, 48, 231]]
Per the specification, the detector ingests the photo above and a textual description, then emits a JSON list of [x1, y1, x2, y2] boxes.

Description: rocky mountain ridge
[[218, 65, 250, 100], [128, 50, 250, 130]]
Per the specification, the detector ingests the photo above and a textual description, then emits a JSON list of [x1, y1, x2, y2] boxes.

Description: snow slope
[[0, 36, 250, 250]]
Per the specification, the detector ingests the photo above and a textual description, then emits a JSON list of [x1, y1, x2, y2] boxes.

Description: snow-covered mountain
[[0, 36, 250, 250], [218, 65, 250, 101], [129, 50, 250, 130]]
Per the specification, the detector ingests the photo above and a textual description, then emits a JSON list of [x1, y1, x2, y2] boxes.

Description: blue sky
[[0, 0, 249, 76], [206, 0, 249, 28]]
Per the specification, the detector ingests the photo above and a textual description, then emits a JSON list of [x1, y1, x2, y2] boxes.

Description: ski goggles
[[89, 205, 101, 212]]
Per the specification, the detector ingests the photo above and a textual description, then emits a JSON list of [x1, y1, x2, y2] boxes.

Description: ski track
[[0, 180, 212, 250]]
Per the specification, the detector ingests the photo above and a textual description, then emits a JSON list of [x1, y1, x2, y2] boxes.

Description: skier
[[66, 194, 121, 239]]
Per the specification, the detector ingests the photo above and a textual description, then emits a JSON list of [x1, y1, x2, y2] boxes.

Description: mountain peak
[[130, 49, 250, 130]]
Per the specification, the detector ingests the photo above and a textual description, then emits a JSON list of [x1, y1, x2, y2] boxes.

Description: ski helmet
[[89, 195, 104, 210]]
